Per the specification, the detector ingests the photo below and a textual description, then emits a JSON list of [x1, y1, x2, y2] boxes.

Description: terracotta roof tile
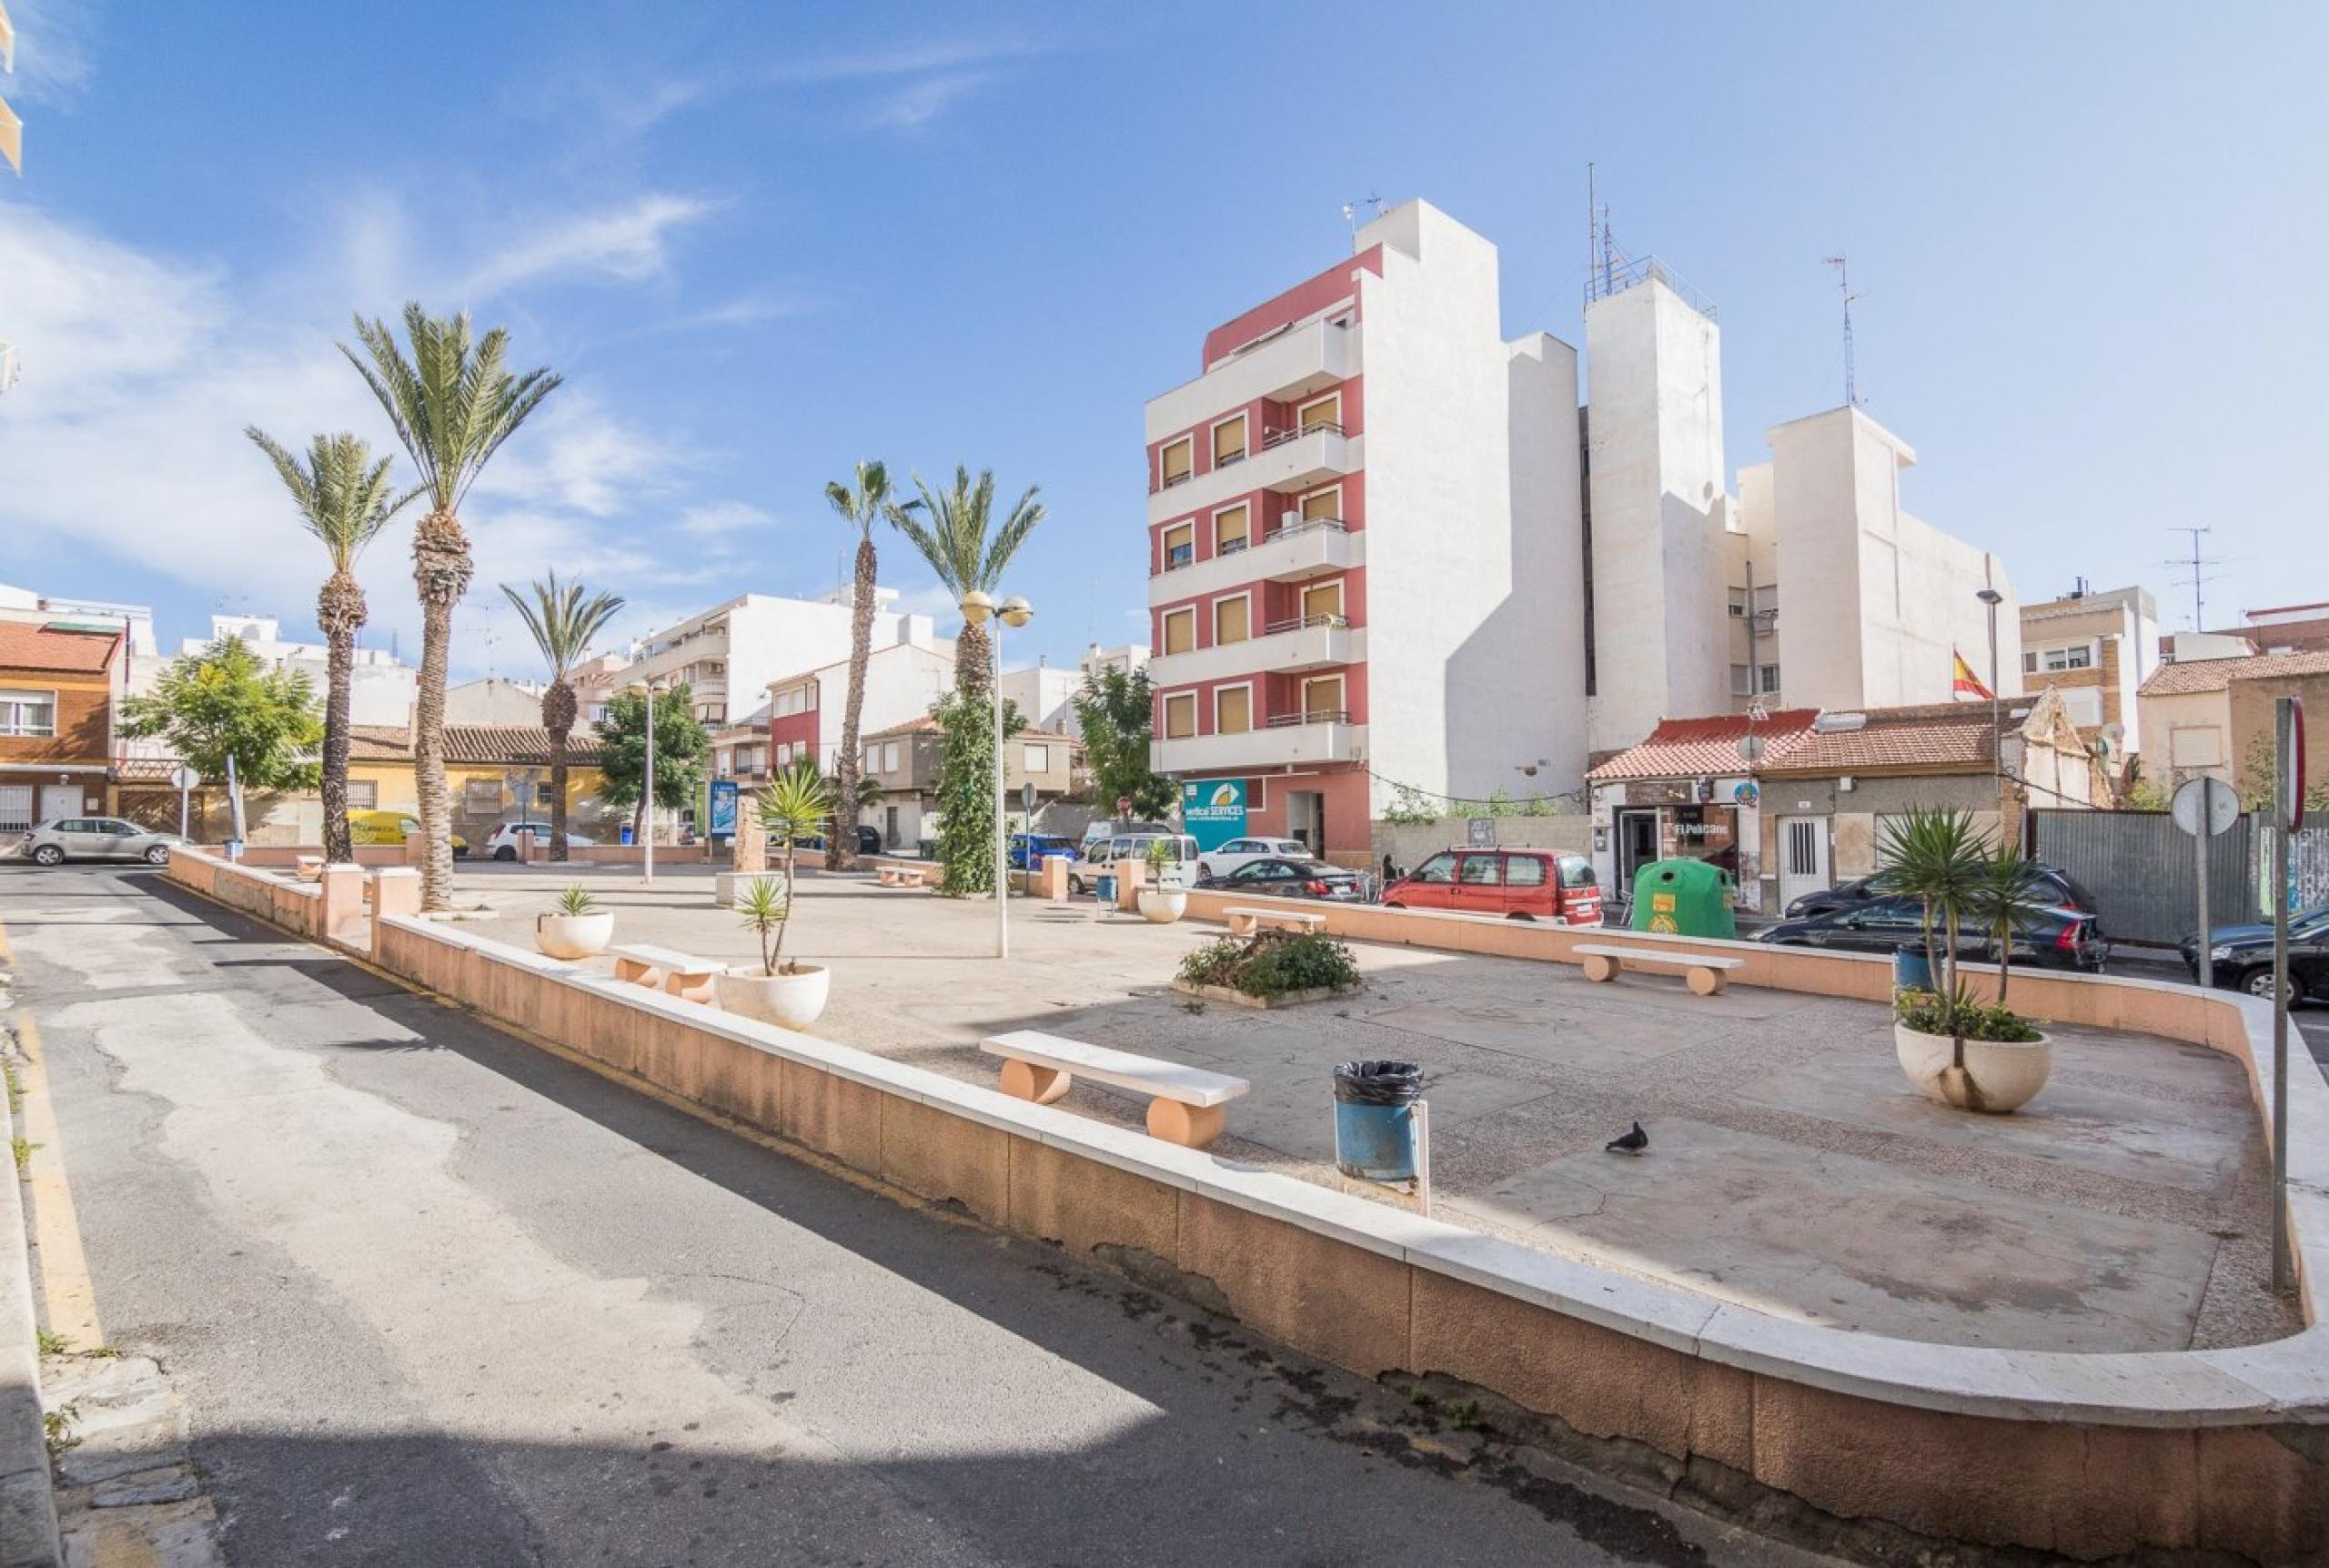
[[1585, 710, 1820, 782], [1765, 708, 1996, 772], [0, 621, 122, 674], [863, 714, 1078, 743], [344, 724, 602, 766], [2139, 649, 2329, 698]]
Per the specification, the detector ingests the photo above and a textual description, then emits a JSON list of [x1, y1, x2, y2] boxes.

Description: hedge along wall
[[162, 849, 2329, 1562]]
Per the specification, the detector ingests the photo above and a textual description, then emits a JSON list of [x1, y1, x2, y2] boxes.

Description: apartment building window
[[1214, 504, 1250, 555], [1728, 588, 1748, 618], [1215, 685, 1252, 735], [346, 779, 379, 809], [1299, 579, 1344, 626], [1160, 437, 1193, 489], [1163, 693, 1197, 739], [1302, 675, 1345, 721], [1297, 392, 1341, 435], [1729, 664, 1752, 697], [2025, 643, 2094, 674], [1212, 414, 1247, 467], [464, 779, 503, 812], [1758, 664, 1781, 695], [1299, 486, 1341, 524], [883, 741, 902, 773], [0, 689, 57, 738], [1162, 522, 1195, 571], [1163, 607, 1196, 655], [1023, 743, 1051, 773], [1215, 595, 1251, 646]]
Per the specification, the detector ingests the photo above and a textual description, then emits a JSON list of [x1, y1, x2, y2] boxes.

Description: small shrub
[[1893, 987, 2043, 1043], [554, 885, 600, 917], [1176, 930, 1360, 1000], [35, 1329, 69, 1357], [10, 1138, 34, 1176]]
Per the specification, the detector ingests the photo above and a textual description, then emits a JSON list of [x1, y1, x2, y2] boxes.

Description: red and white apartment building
[[1142, 200, 1586, 859]]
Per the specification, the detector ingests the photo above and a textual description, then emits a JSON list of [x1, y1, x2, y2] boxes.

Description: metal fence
[[2033, 809, 2329, 946]]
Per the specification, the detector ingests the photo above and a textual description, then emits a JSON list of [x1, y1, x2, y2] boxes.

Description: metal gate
[[2032, 809, 2254, 946]]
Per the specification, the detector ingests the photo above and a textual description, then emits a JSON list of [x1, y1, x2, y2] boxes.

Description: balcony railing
[[1263, 613, 1352, 637], [1161, 470, 1193, 490], [1264, 420, 1345, 449], [1266, 709, 1349, 727]]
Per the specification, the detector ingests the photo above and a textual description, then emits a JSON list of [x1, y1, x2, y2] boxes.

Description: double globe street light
[[959, 589, 1033, 959]]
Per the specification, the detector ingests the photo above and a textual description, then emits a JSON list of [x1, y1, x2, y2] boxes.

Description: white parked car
[[1066, 832, 1199, 895], [19, 818, 184, 867], [484, 821, 597, 860], [1194, 836, 1314, 881]]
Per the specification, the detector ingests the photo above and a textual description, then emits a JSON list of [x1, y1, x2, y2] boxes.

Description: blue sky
[[4, 1, 2324, 681]]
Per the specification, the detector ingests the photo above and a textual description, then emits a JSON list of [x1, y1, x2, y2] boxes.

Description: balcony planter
[[1891, 1021, 2052, 1114], [1137, 888, 1187, 924], [714, 963, 830, 1030], [534, 910, 614, 960]]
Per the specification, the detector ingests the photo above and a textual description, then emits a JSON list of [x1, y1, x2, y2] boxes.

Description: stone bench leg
[[667, 971, 718, 1005], [1580, 953, 1618, 982], [1687, 965, 1726, 997], [1227, 913, 1256, 937], [1146, 1100, 1225, 1149], [614, 957, 656, 986], [998, 1060, 1073, 1105]]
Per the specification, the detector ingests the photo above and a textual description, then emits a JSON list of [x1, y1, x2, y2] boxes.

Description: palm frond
[[339, 303, 563, 513], [499, 569, 627, 679], [894, 465, 1043, 597], [246, 426, 418, 572]]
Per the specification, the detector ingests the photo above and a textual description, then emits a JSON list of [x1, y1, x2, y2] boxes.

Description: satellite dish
[[2101, 722, 2126, 743]]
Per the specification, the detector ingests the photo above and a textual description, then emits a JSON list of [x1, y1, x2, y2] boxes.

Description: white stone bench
[[1572, 943, 1744, 997], [982, 1030, 1250, 1149], [1224, 906, 1328, 938], [610, 941, 722, 1003], [876, 864, 932, 888]]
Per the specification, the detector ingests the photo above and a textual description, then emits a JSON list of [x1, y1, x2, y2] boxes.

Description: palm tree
[[1971, 849, 2054, 1008], [753, 763, 836, 974], [891, 466, 1044, 703], [244, 428, 418, 864], [500, 571, 626, 862], [342, 305, 561, 910], [823, 461, 894, 871]]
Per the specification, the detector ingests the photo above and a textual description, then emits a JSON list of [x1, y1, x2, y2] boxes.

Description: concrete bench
[[1572, 942, 1744, 997], [610, 941, 722, 1003], [982, 1030, 1250, 1149], [1224, 906, 1328, 938], [876, 864, 932, 889]]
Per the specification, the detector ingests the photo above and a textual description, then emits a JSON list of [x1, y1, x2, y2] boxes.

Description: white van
[[1067, 831, 1199, 894]]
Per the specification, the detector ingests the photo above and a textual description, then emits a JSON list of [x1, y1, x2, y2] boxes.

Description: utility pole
[[1824, 255, 1862, 407], [2164, 526, 2223, 633]]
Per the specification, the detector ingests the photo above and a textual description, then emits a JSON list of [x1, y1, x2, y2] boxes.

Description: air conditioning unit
[[1281, 511, 1302, 530]]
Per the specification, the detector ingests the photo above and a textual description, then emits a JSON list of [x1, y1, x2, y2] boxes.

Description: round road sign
[[2170, 775, 2238, 838]]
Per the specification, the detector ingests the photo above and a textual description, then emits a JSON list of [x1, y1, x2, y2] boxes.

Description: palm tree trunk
[[548, 741, 570, 862], [956, 619, 993, 704], [321, 623, 355, 864], [833, 536, 878, 871], [412, 509, 473, 911]]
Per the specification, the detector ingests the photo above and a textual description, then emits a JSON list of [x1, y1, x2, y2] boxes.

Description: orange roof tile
[[0, 621, 121, 674], [2140, 649, 2329, 697]]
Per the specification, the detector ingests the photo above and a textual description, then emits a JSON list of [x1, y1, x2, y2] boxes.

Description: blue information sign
[[1180, 778, 1247, 851], [708, 778, 740, 839]]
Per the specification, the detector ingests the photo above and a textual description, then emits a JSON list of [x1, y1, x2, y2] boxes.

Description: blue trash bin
[[1893, 946, 1934, 991], [619, 822, 635, 847], [1332, 1060, 1424, 1181], [1094, 872, 1116, 904]]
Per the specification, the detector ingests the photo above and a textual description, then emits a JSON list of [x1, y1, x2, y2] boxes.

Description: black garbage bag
[[1332, 1060, 1423, 1106]]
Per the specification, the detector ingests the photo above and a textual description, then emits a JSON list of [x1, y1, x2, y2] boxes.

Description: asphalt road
[[2106, 946, 2329, 1070], [0, 863, 1826, 1568]]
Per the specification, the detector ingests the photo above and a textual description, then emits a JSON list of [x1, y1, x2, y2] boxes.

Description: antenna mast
[[1824, 254, 1862, 407], [2164, 526, 2223, 632]]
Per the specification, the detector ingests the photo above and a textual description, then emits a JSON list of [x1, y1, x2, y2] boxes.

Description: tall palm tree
[[342, 304, 561, 910], [244, 428, 418, 864], [891, 466, 1044, 703], [823, 460, 894, 871], [500, 571, 626, 862]]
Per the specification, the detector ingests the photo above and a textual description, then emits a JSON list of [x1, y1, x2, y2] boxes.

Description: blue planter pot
[[1893, 947, 1934, 992]]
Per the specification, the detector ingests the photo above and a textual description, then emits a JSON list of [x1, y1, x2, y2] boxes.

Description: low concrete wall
[[0, 1087, 62, 1565], [165, 849, 2329, 1562], [221, 844, 407, 869], [166, 849, 322, 940]]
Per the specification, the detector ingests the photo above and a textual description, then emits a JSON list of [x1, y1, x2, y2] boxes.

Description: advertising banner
[[1180, 778, 1247, 850], [708, 779, 740, 839]]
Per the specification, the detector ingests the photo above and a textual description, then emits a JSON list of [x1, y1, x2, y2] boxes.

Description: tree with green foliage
[[243, 427, 418, 862], [1072, 666, 1174, 821], [120, 638, 324, 807], [2238, 734, 2329, 814], [592, 685, 711, 842], [889, 466, 1044, 702], [500, 571, 626, 862], [930, 689, 1023, 896], [749, 761, 836, 973], [341, 304, 561, 910]]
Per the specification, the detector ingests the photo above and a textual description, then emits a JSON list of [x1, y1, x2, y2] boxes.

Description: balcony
[[1149, 518, 1364, 600], [1145, 618, 1364, 689], [1144, 318, 1362, 445], [1151, 712, 1366, 775], [1148, 427, 1361, 522]]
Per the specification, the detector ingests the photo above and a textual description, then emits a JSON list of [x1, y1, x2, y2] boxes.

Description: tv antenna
[[1340, 192, 1382, 243], [1824, 255, 1863, 407], [2163, 526, 2224, 632]]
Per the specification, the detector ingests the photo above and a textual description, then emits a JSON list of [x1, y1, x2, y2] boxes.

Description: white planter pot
[[715, 963, 830, 1030], [1136, 889, 1187, 924], [1893, 1021, 2052, 1114], [535, 910, 614, 960]]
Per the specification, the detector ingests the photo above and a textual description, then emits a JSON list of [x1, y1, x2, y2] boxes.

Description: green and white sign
[[1180, 778, 1247, 850]]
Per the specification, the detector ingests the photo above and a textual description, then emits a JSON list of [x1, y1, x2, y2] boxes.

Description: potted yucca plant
[[1136, 836, 1188, 923], [712, 762, 832, 1028], [535, 884, 614, 959], [1877, 807, 2052, 1113]]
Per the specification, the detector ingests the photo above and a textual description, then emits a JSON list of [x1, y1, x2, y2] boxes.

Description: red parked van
[[1382, 849, 1603, 925]]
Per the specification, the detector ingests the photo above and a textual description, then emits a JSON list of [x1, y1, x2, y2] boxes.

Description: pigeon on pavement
[[1605, 1121, 1648, 1155]]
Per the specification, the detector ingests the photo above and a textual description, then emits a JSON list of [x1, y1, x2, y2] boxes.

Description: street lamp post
[[1976, 588, 2006, 832], [960, 590, 1033, 959]]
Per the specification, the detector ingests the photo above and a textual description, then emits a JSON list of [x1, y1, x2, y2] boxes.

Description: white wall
[[1583, 276, 1729, 753], [997, 663, 1080, 737], [812, 643, 954, 771], [634, 592, 941, 728]]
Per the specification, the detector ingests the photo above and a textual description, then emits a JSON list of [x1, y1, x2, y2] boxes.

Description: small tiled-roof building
[[858, 715, 1083, 852], [343, 723, 613, 842], [0, 622, 127, 831], [2136, 648, 2329, 796]]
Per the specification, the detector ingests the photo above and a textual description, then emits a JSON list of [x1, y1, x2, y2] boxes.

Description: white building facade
[[628, 588, 945, 729], [134, 613, 417, 729]]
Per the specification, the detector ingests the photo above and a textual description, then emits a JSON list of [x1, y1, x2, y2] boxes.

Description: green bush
[[1177, 930, 1361, 999], [1893, 987, 2043, 1043]]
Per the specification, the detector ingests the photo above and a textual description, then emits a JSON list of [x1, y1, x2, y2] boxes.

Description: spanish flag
[[1951, 649, 1993, 700]]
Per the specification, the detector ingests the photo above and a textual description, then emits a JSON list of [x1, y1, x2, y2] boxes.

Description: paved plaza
[[457, 861, 2299, 1356]]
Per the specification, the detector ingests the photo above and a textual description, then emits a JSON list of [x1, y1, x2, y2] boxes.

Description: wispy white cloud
[[772, 38, 1044, 84], [462, 193, 719, 298], [871, 72, 989, 131], [674, 501, 778, 539], [4, 0, 98, 106]]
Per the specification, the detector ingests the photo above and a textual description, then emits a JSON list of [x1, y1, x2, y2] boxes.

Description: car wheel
[[2240, 968, 2295, 1004], [1383, 900, 1405, 911], [31, 844, 64, 867], [493, 845, 516, 862], [1067, 875, 1084, 895], [144, 844, 170, 865], [1505, 911, 1537, 921]]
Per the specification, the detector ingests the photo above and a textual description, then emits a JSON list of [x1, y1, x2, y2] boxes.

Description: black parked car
[[2179, 905, 2329, 1004], [1781, 863, 2103, 921], [1194, 857, 1366, 902], [796, 824, 884, 856], [1757, 893, 2107, 972]]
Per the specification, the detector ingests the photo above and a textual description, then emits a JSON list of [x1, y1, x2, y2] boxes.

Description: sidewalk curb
[[0, 1067, 62, 1567]]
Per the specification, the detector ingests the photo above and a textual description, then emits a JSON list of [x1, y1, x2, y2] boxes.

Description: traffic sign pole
[[2271, 697, 2303, 1293], [2195, 796, 2212, 989], [2171, 775, 2238, 988]]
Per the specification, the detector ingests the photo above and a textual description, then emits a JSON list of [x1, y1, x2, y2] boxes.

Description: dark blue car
[[1009, 834, 1077, 872]]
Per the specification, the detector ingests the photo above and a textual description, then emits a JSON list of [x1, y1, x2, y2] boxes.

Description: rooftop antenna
[[1824, 254, 1863, 407], [1340, 191, 1382, 245], [2164, 526, 2224, 632]]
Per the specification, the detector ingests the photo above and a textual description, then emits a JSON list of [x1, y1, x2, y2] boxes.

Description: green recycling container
[[1628, 859, 1737, 940]]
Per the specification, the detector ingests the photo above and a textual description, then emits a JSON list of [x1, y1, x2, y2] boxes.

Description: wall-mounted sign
[[1181, 778, 1247, 850], [1467, 817, 1497, 847], [708, 779, 740, 839], [1732, 780, 1760, 806]]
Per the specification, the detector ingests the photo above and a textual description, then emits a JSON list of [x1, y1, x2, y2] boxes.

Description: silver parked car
[[19, 817, 183, 867]]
